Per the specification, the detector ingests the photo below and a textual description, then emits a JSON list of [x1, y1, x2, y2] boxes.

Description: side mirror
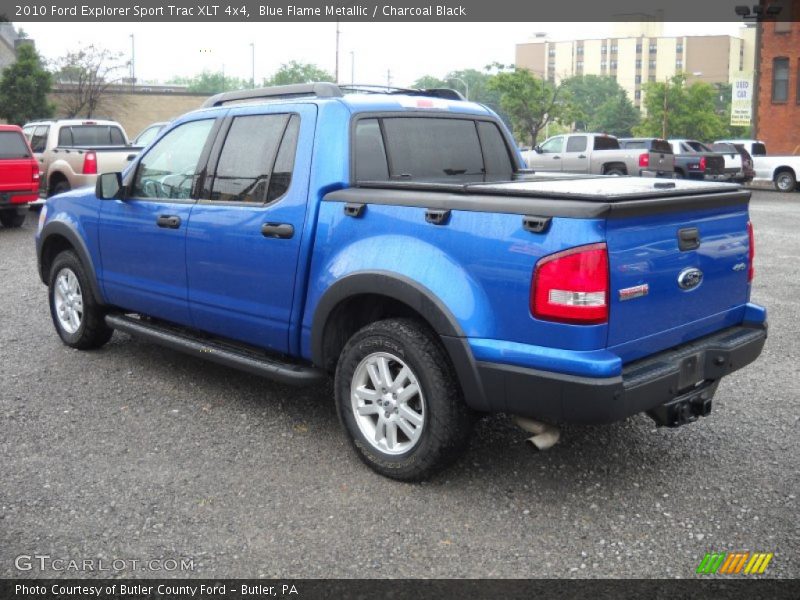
[[96, 172, 122, 200], [534, 145, 543, 153]]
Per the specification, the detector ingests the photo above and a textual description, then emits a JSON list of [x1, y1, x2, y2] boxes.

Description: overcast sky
[[18, 21, 743, 87]]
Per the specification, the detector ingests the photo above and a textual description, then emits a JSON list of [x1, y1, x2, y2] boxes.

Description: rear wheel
[[48, 251, 113, 349], [51, 180, 71, 196], [335, 318, 474, 481], [604, 167, 626, 176], [0, 210, 25, 228], [775, 170, 797, 193]]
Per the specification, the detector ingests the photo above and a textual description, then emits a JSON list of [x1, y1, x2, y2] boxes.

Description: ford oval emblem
[[678, 267, 704, 290]]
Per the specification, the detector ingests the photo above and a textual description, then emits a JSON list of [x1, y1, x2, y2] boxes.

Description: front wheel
[[335, 318, 474, 481], [48, 251, 113, 349], [775, 170, 797, 193]]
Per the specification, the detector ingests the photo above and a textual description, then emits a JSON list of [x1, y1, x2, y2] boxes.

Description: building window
[[610, 45, 618, 53], [610, 60, 618, 69], [773, 57, 790, 102], [548, 48, 556, 57], [649, 44, 657, 53], [636, 43, 642, 53], [635, 90, 641, 100], [649, 74, 656, 82], [649, 60, 657, 70], [635, 59, 642, 69], [601, 46, 607, 55], [676, 60, 683, 69], [576, 46, 584, 55], [635, 75, 642, 83], [676, 44, 683, 53], [601, 60, 607, 70]]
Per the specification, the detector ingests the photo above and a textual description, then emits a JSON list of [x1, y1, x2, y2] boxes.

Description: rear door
[[562, 135, 590, 173], [0, 130, 35, 200], [98, 117, 218, 326], [184, 104, 314, 354], [606, 200, 751, 362]]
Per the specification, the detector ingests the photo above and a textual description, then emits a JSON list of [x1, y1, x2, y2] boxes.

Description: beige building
[[515, 23, 756, 109]]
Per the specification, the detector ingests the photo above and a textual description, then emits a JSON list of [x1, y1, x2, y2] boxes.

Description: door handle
[[156, 215, 181, 229], [261, 222, 294, 239], [578, 154, 587, 159], [553, 155, 561, 159]]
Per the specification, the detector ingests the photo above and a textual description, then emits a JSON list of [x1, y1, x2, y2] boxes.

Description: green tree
[[168, 71, 248, 94], [486, 64, 566, 147], [634, 74, 728, 141], [263, 61, 334, 86], [560, 75, 640, 137], [0, 44, 54, 125]]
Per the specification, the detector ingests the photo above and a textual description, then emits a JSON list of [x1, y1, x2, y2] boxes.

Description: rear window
[[354, 116, 514, 184], [712, 143, 735, 153], [752, 143, 766, 156], [0, 131, 32, 159], [593, 136, 619, 150], [685, 141, 711, 153], [58, 125, 126, 147], [650, 140, 672, 154]]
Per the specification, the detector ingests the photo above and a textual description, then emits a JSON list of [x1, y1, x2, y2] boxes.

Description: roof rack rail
[[201, 81, 466, 108], [202, 82, 343, 107]]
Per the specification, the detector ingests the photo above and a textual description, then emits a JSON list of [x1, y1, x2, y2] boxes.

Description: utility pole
[[350, 51, 355, 86], [250, 42, 255, 88], [662, 77, 668, 139], [334, 19, 340, 83], [386, 69, 392, 89], [129, 34, 135, 91]]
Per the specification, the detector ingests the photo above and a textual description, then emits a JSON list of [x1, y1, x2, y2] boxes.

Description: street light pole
[[449, 76, 469, 100], [129, 34, 135, 91], [250, 42, 255, 88], [350, 51, 355, 86]]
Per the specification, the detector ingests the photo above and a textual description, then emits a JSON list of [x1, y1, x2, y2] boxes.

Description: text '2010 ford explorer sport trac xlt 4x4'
[[36, 83, 767, 481]]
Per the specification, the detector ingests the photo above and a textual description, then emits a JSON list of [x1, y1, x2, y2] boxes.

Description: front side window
[[210, 113, 299, 203], [540, 136, 564, 153], [132, 119, 214, 200], [773, 57, 790, 102], [30, 126, 49, 153]]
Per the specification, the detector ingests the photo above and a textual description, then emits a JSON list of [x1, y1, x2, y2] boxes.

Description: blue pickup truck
[[35, 83, 767, 480]]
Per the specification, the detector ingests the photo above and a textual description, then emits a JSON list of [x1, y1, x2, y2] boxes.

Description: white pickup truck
[[716, 138, 799, 192], [523, 132, 674, 177], [22, 119, 142, 203]]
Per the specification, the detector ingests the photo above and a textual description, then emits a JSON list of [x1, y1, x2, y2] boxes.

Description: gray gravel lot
[[0, 190, 797, 579]]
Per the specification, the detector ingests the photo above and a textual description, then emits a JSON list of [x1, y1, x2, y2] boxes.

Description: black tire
[[51, 180, 70, 196], [604, 167, 626, 176], [335, 318, 474, 481], [48, 250, 113, 350], [674, 170, 686, 179], [774, 170, 797, 193], [0, 210, 25, 228]]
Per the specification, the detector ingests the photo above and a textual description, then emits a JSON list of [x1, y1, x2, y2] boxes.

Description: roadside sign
[[731, 72, 753, 127]]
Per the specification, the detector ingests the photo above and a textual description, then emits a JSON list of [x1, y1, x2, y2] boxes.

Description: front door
[[185, 104, 316, 354], [98, 118, 218, 326]]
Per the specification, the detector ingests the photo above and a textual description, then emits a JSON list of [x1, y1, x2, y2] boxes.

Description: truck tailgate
[[606, 205, 751, 362]]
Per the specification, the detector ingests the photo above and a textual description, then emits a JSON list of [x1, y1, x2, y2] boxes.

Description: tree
[[486, 64, 566, 147], [0, 43, 54, 125], [263, 61, 334, 86], [560, 75, 640, 137], [634, 74, 728, 141], [53, 45, 129, 118], [168, 71, 248, 94]]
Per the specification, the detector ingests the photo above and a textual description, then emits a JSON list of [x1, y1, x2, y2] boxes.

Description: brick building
[[756, 0, 800, 154]]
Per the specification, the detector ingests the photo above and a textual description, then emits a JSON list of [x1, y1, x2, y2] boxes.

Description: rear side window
[[593, 136, 619, 150], [566, 136, 587, 152], [59, 125, 125, 146], [210, 113, 299, 204], [622, 141, 646, 149], [0, 131, 32, 159], [30, 126, 49, 153], [752, 143, 767, 156], [354, 116, 514, 184]]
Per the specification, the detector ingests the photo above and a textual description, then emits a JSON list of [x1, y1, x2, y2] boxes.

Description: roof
[[0, 124, 23, 132], [23, 119, 123, 127]]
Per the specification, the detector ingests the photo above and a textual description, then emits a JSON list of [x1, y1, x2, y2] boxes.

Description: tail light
[[639, 153, 649, 167], [747, 221, 755, 282], [31, 162, 40, 183], [699, 156, 707, 171], [531, 243, 609, 324], [82, 151, 97, 175]]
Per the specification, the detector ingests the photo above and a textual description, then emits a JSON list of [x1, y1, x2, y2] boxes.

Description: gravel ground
[[0, 191, 797, 579]]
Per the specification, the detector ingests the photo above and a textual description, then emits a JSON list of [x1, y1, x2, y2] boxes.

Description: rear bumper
[[0, 189, 38, 206], [476, 323, 767, 426]]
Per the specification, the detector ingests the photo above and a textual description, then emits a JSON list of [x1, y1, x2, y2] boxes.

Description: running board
[[105, 314, 325, 386]]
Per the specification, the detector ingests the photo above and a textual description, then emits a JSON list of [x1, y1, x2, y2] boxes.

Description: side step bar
[[105, 314, 325, 386]]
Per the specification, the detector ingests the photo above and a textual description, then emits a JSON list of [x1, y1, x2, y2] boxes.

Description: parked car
[[667, 139, 729, 180], [0, 125, 39, 228], [22, 119, 141, 205], [616, 138, 676, 177], [716, 139, 800, 193], [132, 121, 168, 147], [36, 83, 767, 480], [524, 133, 674, 177], [710, 142, 755, 184]]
